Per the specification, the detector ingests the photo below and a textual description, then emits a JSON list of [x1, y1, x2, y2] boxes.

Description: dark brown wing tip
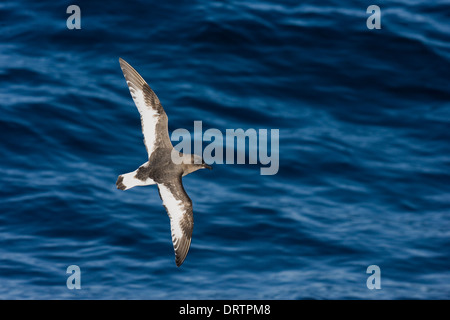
[[118, 57, 127, 68], [175, 250, 189, 267], [174, 237, 192, 267], [118, 57, 149, 92], [175, 254, 187, 267], [118, 58, 136, 77]]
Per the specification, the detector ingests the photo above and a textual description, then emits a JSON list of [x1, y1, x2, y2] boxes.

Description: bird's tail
[[116, 170, 155, 190]]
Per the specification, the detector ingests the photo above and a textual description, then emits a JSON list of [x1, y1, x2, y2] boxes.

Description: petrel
[[116, 58, 212, 267]]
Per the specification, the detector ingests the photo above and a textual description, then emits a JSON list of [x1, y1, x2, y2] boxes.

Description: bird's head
[[192, 154, 213, 170], [182, 154, 212, 176]]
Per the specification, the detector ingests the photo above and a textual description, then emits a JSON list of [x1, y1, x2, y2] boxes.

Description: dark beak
[[203, 164, 213, 170]]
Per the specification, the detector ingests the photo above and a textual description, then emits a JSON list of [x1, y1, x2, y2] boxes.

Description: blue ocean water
[[0, 0, 449, 299]]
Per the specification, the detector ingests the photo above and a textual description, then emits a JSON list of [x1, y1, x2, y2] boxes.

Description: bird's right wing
[[119, 58, 172, 157], [157, 177, 194, 267]]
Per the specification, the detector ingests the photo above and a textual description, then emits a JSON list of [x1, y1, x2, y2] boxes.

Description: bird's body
[[116, 58, 211, 267]]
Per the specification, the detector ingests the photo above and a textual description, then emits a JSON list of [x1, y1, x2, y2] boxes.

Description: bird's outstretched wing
[[119, 58, 172, 157], [157, 177, 194, 267]]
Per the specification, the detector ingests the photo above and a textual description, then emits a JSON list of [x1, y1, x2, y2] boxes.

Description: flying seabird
[[116, 58, 212, 267]]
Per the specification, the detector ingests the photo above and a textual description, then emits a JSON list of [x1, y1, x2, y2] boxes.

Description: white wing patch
[[127, 82, 160, 156], [158, 182, 193, 267]]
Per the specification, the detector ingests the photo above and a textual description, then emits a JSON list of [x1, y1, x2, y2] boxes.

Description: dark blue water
[[1, 0, 449, 299]]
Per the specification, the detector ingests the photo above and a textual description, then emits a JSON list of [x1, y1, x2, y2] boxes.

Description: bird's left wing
[[157, 177, 194, 267], [119, 58, 172, 158]]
